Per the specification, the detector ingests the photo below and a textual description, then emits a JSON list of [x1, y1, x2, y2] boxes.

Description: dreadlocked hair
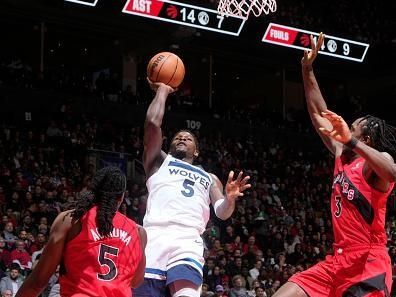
[[359, 115, 396, 160], [72, 166, 126, 237]]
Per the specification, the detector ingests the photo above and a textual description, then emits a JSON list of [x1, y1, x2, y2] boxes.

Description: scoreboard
[[122, 0, 246, 36], [64, 0, 370, 62], [65, 0, 245, 36], [262, 23, 370, 62]]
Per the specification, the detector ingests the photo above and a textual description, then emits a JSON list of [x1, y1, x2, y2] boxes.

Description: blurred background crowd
[[1, 0, 396, 296]]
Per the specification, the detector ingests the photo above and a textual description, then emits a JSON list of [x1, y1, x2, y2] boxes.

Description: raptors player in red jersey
[[274, 34, 396, 297], [16, 166, 146, 297]]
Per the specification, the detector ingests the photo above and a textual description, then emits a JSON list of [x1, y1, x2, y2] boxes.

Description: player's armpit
[[361, 151, 396, 192]]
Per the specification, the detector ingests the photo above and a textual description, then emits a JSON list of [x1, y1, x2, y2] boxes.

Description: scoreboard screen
[[122, 0, 246, 36], [65, 0, 245, 36], [262, 23, 370, 62], [64, 0, 370, 62]]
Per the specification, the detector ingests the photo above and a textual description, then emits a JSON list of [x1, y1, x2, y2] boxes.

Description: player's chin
[[172, 149, 188, 160]]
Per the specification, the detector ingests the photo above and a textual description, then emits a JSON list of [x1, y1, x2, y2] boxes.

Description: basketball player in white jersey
[[133, 80, 251, 297]]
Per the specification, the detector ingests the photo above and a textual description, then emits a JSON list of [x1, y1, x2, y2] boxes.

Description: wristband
[[345, 137, 358, 149], [213, 198, 225, 217]]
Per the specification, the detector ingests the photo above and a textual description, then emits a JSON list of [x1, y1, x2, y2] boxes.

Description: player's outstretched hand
[[301, 32, 325, 68], [319, 110, 352, 144], [147, 77, 176, 94], [225, 171, 251, 201]]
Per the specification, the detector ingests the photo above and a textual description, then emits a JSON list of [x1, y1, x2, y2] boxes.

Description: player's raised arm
[[15, 211, 74, 297], [210, 171, 251, 220], [302, 33, 342, 155], [143, 80, 175, 177]]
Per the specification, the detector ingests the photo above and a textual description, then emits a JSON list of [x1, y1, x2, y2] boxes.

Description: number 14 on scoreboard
[[64, 0, 246, 36], [122, 0, 246, 36]]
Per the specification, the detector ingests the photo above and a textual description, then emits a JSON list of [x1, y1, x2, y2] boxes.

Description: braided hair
[[72, 166, 126, 236], [359, 115, 396, 160]]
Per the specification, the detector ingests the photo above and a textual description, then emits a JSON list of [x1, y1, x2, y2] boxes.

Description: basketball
[[147, 52, 185, 88]]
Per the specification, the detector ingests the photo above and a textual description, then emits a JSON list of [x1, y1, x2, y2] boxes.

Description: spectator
[[0, 240, 11, 270], [207, 266, 223, 291], [0, 263, 23, 297], [18, 216, 35, 236], [2, 224, 17, 246], [242, 236, 259, 255], [201, 283, 214, 297], [247, 280, 264, 297], [9, 241, 30, 270], [226, 257, 243, 276], [230, 275, 248, 297], [48, 284, 60, 297], [248, 260, 262, 281], [265, 280, 280, 297], [254, 287, 267, 297], [215, 285, 229, 297], [1, 290, 12, 297]]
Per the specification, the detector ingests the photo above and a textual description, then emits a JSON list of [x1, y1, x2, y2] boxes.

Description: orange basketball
[[147, 52, 185, 88]]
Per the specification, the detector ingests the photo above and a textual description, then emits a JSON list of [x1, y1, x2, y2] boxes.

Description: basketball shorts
[[133, 225, 204, 297], [289, 245, 392, 297]]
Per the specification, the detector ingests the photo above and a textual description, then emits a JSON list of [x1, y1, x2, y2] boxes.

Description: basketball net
[[217, 0, 277, 19]]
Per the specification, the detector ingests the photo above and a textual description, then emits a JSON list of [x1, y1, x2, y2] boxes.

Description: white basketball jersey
[[144, 154, 213, 234]]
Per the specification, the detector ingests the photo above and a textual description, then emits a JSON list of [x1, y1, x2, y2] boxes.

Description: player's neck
[[341, 150, 360, 163], [171, 152, 194, 164], [180, 157, 194, 164]]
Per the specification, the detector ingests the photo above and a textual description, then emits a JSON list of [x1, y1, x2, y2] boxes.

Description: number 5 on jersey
[[181, 179, 195, 197], [97, 244, 119, 281]]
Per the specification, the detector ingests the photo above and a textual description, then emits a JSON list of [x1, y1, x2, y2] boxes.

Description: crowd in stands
[[0, 4, 395, 293]]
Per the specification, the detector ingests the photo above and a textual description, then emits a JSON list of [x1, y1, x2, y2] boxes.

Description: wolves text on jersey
[[168, 161, 211, 190]]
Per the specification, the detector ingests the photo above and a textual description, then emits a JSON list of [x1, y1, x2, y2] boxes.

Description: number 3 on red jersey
[[97, 243, 119, 281], [334, 195, 342, 217]]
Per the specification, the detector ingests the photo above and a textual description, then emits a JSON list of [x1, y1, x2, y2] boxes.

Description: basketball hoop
[[217, 0, 277, 19]]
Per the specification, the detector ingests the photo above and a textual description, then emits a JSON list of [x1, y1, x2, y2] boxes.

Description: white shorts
[[144, 224, 204, 284]]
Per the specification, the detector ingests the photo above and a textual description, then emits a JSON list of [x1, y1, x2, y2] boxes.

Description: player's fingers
[[241, 184, 251, 191], [238, 193, 244, 197], [319, 127, 332, 135], [303, 50, 309, 60], [317, 32, 324, 48], [241, 176, 250, 184], [227, 171, 234, 184], [324, 109, 340, 117], [168, 86, 176, 93], [321, 111, 341, 122], [236, 171, 243, 182], [310, 35, 316, 51], [334, 135, 343, 141]]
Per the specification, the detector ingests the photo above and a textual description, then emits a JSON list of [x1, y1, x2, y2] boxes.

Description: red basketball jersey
[[331, 156, 395, 247], [59, 206, 143, 297]]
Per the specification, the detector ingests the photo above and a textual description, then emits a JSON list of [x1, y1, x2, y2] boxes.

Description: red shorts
[[289, 245, 392, 297]]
